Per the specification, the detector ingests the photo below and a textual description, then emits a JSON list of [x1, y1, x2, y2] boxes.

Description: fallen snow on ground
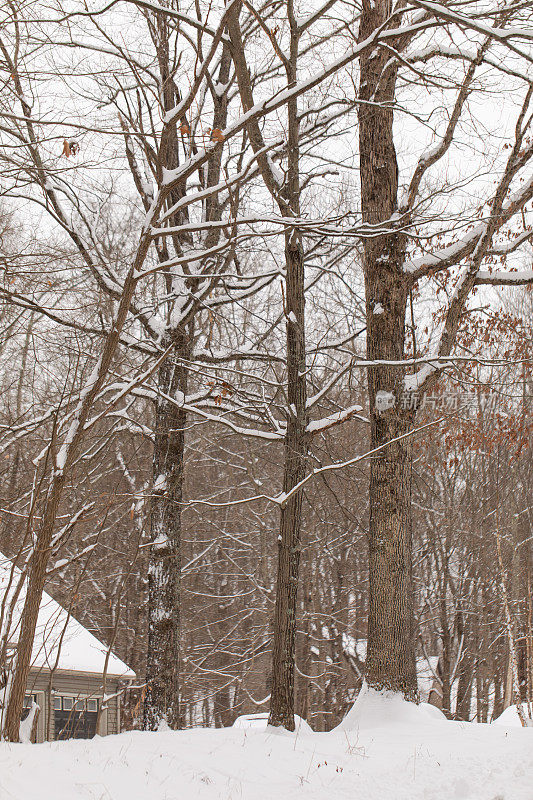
[[1, 688, 532, 800], [232, 711, 313, 733], [493, 703, 533, 728]]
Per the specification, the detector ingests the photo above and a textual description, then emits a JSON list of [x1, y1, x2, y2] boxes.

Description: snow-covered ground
[[1, 689, 531, 800]]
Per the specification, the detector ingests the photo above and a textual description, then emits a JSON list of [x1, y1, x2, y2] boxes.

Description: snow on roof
[[0, 553, 135, 679]]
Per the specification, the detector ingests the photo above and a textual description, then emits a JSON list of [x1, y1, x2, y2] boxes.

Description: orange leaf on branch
[[210, 128, 225, 143], [62, 139, 79, 158]]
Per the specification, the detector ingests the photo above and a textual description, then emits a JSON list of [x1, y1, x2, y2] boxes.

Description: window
[[21, 694, 35, 722], [54, 695, 100, 740]]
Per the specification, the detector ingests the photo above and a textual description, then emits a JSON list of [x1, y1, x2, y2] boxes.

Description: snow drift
[[1, 699, 532, 800]]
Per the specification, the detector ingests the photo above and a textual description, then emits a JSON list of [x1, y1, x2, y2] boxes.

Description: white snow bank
[[492, 704, 533, 728], [418, 701, 448, 721], [335, 683, 447, 730], [233, 711, 313, 733], [2, 700, 532, 800]]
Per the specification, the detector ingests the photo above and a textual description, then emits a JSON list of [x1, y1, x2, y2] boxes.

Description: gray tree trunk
[[268, 13, 308, 730], [144, 330, 190, 730], [358, 0, 418, 700], [268, 234, 307, 730]]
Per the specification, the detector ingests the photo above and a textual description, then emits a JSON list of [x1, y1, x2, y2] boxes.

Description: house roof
[[1, 553, 135, 679]]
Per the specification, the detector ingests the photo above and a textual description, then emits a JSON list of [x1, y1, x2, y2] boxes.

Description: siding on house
[[27, 668, 124, 742], [2, 551, 134, 742]]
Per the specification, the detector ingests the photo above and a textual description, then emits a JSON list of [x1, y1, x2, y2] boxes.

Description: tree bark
[[268, 10, 308, 729], [358, 0, 418, 700], [142, 13, 188, 727], [3, 506, 60, 741], [512, 513, 532, 702], [268, 233, 307, 730], [142, 15, 231, 729], [144, 330, 190, 730]]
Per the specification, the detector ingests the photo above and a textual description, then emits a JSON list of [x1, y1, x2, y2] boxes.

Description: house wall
[[27, 668, 122, 742]]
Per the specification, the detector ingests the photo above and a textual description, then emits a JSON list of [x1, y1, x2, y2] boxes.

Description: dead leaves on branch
[[207, 380, 232, 406], [209, 128, 225, 143], [177, 122, 225, 144], [62, 139, 79, 158]]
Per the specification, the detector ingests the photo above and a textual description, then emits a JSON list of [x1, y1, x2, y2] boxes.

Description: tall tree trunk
[[295, 559, 312, 724], [3, 504, 60, 741], [512, 513, 532, 702], [142, 15, 230, 729], [268, 233, 307, 730], [455, 647, 474, 720], [357, 0, 418, 700], [268, 13, 308, 729], [454, 600, 473, 720], [222, 12, 310, 728], [141, 19, 188, 724], [144, 331, 190, 730]]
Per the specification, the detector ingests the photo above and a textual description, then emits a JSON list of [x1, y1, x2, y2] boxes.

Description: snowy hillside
[[1, 692, 531, 800]]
